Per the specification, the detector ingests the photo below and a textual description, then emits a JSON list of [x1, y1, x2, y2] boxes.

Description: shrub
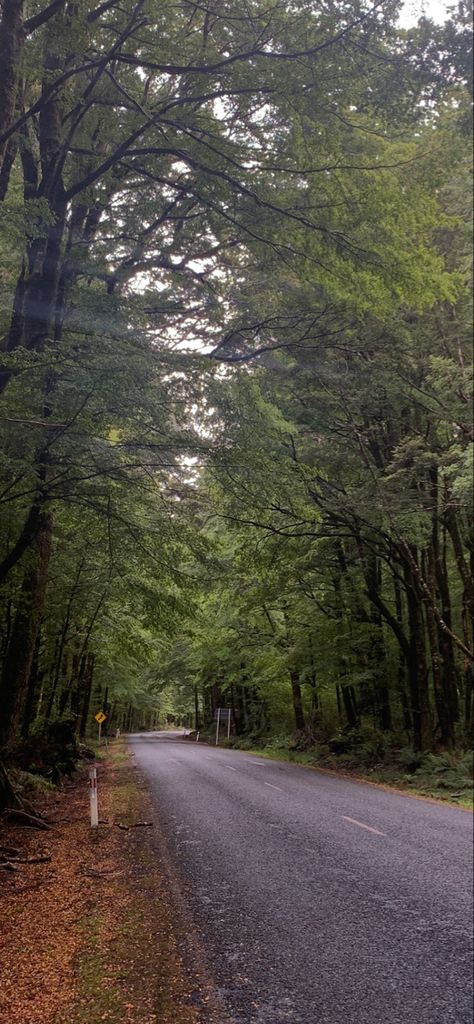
[[397, 746, 425, 773], [414, 751, 473, 791], [14, 717, 80, 783]]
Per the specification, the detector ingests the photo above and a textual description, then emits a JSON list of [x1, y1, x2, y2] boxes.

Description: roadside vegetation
[[0, 0, 472, 812]]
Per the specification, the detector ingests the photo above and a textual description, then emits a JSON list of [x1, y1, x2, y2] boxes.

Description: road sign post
[[214, 708, 232, 745], [94, 710, 107, 746]]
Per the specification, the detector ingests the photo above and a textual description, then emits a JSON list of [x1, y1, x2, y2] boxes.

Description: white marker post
[[215, 708, 221, 746], [227, 713, 231, 740], [89, 766, 99, 828]]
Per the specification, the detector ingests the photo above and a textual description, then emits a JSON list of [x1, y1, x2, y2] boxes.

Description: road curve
[[129, 732, 473, 1024]]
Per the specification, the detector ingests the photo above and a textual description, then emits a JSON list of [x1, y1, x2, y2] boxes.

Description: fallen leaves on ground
[[0, 742, 221, 1024]]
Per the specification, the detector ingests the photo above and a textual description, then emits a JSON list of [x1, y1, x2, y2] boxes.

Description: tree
[[0, 0, 471, 770]]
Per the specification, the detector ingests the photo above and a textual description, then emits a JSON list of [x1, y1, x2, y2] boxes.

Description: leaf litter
[[0, 740, 224, 1024]]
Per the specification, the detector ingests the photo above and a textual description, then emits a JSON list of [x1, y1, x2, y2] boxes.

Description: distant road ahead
[[129, 732, 473, 1024]]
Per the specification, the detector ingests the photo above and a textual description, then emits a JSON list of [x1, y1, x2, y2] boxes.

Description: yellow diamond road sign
[[95, 711, 107, 724]]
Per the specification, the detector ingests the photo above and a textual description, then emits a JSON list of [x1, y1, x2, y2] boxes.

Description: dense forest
[[0, 0, 472, 800]]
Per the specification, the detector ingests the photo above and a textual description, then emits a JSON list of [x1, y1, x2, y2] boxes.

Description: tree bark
[[21, 625, 43, 739], [289, 669, 305, 731], [0, 0, 24, 179], [0, 511, 52, 748], [393, 577, 411, 736], [341, 683, 358, 729], [424, 549, 453, 748], [403, 557, 432, 751], [78, 653, 95, 737]]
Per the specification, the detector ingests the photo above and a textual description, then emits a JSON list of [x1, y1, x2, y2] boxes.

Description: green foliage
[[413, 752, 473, 792], [11, 769, 56, 801], [0, 0, 472, 764]]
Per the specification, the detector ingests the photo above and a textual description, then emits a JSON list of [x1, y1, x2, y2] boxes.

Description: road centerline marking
[[224, 765, 237, 772], [264, 782, 283, 792], [342, 815, 385, 836], [245, 760, 266, 766]]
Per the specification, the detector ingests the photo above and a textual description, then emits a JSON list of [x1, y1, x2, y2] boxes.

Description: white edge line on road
[[264, 782, 283, 792], [342, 815, 385, 836]]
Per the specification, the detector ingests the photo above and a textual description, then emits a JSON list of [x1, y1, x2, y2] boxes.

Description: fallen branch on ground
[[0, 844, 21, 857], [3, 808, 52, 830], [7, 853, 51, 865]]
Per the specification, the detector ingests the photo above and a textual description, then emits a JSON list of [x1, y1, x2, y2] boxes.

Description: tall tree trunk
[[307, 636, 320, 726], [78, 653, 95, 739], [57, 653, 72, 716], [404, 557, 432, 751], [341, 684, 358, 729], [21, 625, 43, 739], [202, 683, 213, 727], [332, 563, 358, 730], [366, 554, 392, 732], [424, 549, 453, 748], [0, 0, 24, 178], [336, 683, 342, 721], [430, 469, 459, 733], [445, 502, 473, 734], [0, 16, 67, 396], [234, 663, 250, 734], [0, 511, 52, 748], [0, 134, 17, 200], [0, 497, 46, 588], [393, 578, 411, 736], [289, 669, 305, 731], [1, 597, 13, 658]]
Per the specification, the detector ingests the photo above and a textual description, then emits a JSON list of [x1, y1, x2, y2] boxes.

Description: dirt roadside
[[0, 740, 222, 1024]]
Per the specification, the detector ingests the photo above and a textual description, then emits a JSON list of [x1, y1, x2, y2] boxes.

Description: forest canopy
[[0, 0, 472, 794]]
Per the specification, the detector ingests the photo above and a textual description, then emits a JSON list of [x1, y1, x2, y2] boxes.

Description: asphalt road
[[129, 732, 473, 1024]]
